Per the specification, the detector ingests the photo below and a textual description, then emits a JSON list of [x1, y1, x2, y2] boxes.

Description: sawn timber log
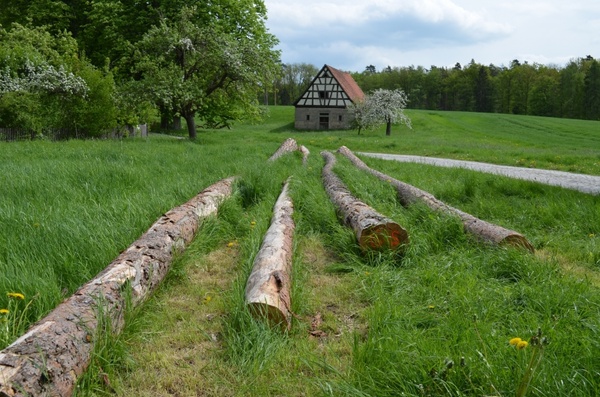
[[245, 179, 295, 330], [0, 177, 235, 397], [298, 145, 310, 166], [337, 146, 534, 252], [321, 151, 409, 251], [268, 138, 310, 165], [268, 138, 299, 161]]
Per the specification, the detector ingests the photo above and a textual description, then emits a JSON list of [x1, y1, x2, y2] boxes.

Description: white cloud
[[264, 0, 600, 71], [266, 0, 511, 36]]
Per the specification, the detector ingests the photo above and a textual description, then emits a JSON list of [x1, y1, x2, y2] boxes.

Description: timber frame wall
[[294, 65, 364, 130]]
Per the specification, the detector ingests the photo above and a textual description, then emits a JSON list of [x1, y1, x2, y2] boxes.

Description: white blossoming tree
[[349, 88, 412, 135], [0, 24, 117, 136], [134, 5, 280, 139]]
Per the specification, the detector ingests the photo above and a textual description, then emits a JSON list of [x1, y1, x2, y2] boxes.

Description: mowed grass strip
[[1, 107, 599, 396]]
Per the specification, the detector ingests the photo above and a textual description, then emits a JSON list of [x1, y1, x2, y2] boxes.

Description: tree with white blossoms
[[349, 88, 412, 136], [0, 61, 89, 97], [0, 23, 117, 136], [134, 4, 280, 139]]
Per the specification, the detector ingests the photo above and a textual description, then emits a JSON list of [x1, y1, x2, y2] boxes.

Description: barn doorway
[[319, 113, 329, 130]]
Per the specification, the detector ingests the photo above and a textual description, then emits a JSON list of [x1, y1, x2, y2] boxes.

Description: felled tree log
[[337, 146, 534, 252], [298, 145, 310, 166], [0, 177, 235, 397], [245, 179, 295, 330], [268, 138, 299, 161], [321, 151, 409, 250], [268, 138, 310, 165]]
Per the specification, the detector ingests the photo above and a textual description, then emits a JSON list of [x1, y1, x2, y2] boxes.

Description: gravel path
[[359, 153, 600, 195]]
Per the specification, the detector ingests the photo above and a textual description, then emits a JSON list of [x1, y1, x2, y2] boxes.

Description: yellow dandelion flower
[[227, 242, 235, 247], [251, 221, 256, 226], [509, 337, 522, 346], [0, 309, 9, 315], [428, 305, 435, 310], [517, 340, 529, 350], [7, 292, 25, 300], [203, 295, 212, 304]]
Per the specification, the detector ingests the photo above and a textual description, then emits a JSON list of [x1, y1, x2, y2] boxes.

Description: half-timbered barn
[[294, 65, 365, 130]]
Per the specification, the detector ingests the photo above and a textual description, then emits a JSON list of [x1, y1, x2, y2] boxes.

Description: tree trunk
[[184, 112, 197, 140], [171, 116, 182, 130], [245, 179, 295, 330], [0, 178, 235, 397], [159, 106, 180, 131], [268, 138, 299, 161], [321, 151, 409, 250], [337, 146, 534, 252], [385, 119, 392, 136]]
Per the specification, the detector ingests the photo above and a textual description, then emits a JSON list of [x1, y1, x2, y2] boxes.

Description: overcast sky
[[263, 0, 600, 73]]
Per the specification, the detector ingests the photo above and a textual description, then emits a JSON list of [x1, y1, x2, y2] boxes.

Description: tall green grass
[[0, 137, 274, 336], [2, 107, 599, 396]]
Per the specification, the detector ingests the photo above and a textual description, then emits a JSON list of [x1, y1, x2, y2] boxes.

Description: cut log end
[[501, 234, 535, 253], [247, 302, 290, 330], [358, 222, 409, 251]]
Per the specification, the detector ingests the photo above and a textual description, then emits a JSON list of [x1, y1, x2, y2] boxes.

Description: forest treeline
[[273, 58, 600, 121]]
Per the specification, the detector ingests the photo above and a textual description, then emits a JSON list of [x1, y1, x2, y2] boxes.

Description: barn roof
[[293, 64, 365, 107], [325, 65, 365, 102]]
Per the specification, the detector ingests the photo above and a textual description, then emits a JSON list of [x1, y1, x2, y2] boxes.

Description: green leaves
[[133, 5, 280, 137], [0, 24, 117, 135]]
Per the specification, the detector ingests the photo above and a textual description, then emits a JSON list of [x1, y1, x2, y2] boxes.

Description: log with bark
[[298, 145, 310, 166], [321, 151, 409, 251], [337, 146, 534, 252], [245, 179, 295, 330], [268, 138, 310, 165], [268, 138, 299, 161], [0, 177, 235, 397]]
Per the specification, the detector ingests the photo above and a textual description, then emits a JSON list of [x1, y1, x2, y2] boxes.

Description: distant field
[[1, 108, 599, 396], [251, 106, 600, 175]]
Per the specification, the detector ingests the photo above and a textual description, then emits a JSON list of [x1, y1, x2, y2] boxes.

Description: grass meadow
[[1, 107, 599, 396]]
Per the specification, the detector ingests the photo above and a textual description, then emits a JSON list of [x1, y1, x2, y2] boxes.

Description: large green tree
[[134, 5, 279, 139], [0, 23, 117, 136]]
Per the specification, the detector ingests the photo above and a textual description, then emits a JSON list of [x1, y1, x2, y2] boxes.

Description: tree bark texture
[[268, 138, 299, 161], [321, 151, 409, 251], [245, 179, 295, 330], [0, 177, 235, 397], [183, 112, 197, 140], [268, 139, 310, 165], [337, 146, 534, 252], [298, 145, 310, 166]]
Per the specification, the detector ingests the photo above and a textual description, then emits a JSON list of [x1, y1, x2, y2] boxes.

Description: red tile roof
[[326, 65, 365, 102]]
